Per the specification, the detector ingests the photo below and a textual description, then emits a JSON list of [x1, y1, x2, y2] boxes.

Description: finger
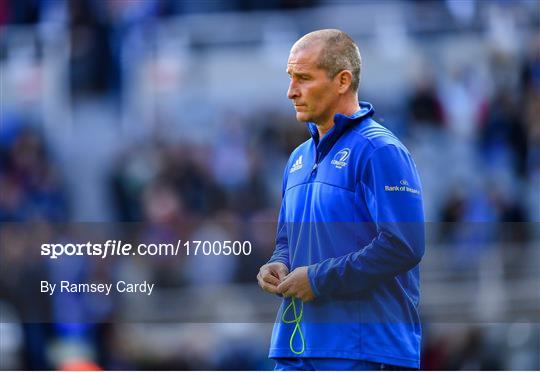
[[257, 272, 265, 288], [276, 267, 289, 281], [282, 286, 295, 298], [277, 278, 291, 295], [280, 269, 297, 284], [258, 275, 279, 293], [259, 267, 277, 283], [262, 282, 280, 294], [257, 272, 265, 287], [262, 273, 280, 287]]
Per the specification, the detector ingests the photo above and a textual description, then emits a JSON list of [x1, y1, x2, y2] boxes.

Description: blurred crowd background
[[1, 0, 539, 370]]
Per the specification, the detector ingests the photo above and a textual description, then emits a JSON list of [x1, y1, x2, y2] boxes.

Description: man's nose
[[287, 81, 299, 100]]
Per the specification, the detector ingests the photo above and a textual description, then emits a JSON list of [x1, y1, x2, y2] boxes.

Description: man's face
[[286, 44, 340, 125]]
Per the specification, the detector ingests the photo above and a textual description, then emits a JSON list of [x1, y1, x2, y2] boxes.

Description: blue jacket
[[268, 102, 425, 368]]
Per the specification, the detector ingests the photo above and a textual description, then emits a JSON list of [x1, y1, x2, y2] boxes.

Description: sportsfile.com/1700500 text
[[40, 240, 252, 260]]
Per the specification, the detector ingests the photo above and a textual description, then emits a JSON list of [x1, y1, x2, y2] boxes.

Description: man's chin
[[296, 112, 310, 122]]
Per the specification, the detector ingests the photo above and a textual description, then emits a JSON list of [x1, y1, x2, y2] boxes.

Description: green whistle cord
[[281, 298, 305, 354]]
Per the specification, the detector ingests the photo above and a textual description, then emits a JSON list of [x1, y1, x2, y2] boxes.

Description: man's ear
[[337, 70, 353, 94]]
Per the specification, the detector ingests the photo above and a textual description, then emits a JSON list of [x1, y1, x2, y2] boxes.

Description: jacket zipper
[[309, 150, 321, 182]]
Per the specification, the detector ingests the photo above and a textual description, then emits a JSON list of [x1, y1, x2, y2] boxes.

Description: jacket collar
[[306, 101, 374, 154]]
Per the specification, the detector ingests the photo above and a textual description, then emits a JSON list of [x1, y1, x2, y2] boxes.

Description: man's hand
[[257, 262, 289, 295], [277, 266, 315, 302]]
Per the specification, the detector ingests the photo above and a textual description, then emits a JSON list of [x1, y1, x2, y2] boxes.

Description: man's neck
[[316, 121, 334, 139], [316, 99, 361, 139]]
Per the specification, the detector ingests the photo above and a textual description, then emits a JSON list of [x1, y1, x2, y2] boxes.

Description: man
[[257, 29, 425, 370]]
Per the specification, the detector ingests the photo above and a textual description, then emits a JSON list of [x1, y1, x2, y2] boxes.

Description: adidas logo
[[290, 155, 303, 173]]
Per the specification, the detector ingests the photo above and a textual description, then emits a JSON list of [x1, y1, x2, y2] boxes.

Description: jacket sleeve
[[267, 164, 290, 269], [308, 144, 425, 297]]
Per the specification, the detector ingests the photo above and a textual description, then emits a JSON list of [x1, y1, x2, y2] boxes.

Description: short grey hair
[[292, 29, 362, 92]]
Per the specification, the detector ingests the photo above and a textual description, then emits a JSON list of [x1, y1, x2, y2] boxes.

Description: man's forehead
[[286, 61, 313, 74], [288, 44, 321, 61], [287, 47, 321, 72]]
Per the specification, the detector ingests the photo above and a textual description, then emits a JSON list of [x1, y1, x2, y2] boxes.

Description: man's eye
[[288, 75, 308, 82]]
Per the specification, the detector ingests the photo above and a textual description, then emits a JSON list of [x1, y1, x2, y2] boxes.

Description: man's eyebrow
[[286, 70, 311, 77]]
